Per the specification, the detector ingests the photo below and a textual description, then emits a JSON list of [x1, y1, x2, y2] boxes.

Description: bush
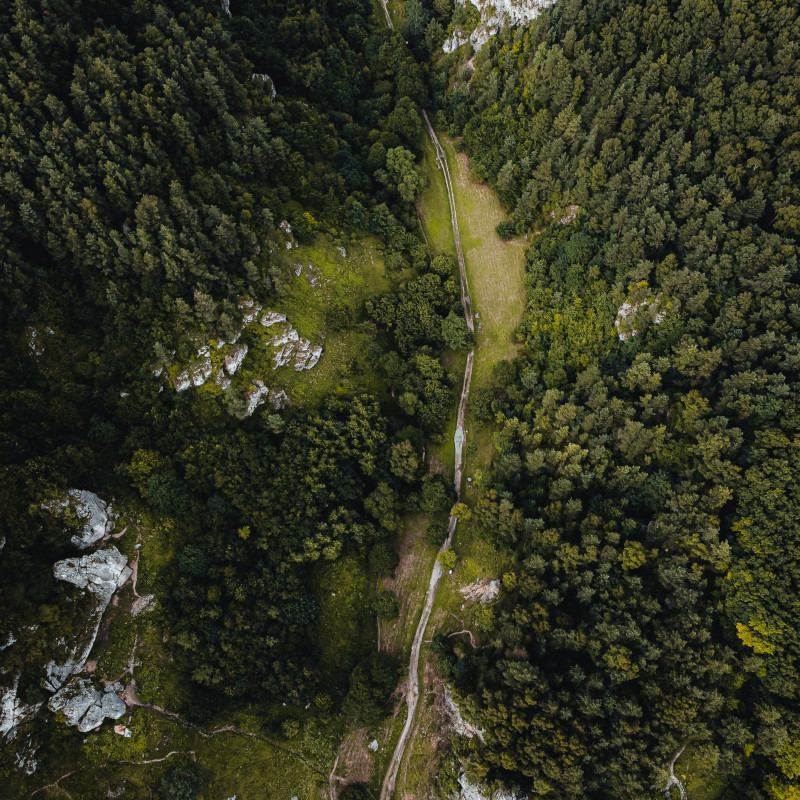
[[368, 541, 400, 577], [158, 764, 201, 800], [373, 588, 399, 621], [426, 519, 449, 547], [339, 785, 371, 800], [495, 220, 516, 240], [344, 652, 401, 723]]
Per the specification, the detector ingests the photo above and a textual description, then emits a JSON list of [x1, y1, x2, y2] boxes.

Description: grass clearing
[[439, 135, 527, 389], [417, 135, 457, 256], [381, 516, 440, 660]]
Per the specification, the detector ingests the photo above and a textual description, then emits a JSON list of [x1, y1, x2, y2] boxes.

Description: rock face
[[2, 510, 132, 758], [458, 772, 518, 800], [252, 73, 277, 99], [45, 547, 131, 692], [443, 0, 555, 52], [225, 343, 248, 375], [53, 547, 131, 604], [269, 323, 323, 370], [1, 679, 41, 740], [48, 678, 126, 733], [41, 490, 115, 549], [460, 577, 500, 603], [444, 685, 485, 741]]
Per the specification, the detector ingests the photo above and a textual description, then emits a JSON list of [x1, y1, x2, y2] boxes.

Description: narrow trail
[[662, 743, 688, 800], [380, 117, 476, 800], [379, 0, 392, 29]]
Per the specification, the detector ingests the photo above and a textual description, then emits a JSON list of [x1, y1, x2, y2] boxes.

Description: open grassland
[[439, 135, 527, 387]]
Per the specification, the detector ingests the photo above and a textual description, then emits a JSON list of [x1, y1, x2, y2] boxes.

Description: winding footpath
[[380, 118, 476, 800]]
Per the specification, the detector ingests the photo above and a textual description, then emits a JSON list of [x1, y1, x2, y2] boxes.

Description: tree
[[442, 310, 471, 350], [381, 147, 426, 202]]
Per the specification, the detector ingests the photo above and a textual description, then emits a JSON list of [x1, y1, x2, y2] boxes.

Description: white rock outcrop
[[46, 547, 131, 692], [458, 772, 518, 800], [225, 343, 248, 375], [443, 0, 555, 52], [48, 678, 126, 733], [444, 685, 485, 741], [1, 679, 41, 740], [261, 311, 286, 327], [68, 490, 114, 549], [269, 389, 291, 410], [27, 328, 43, 356], [252, 73, 277, 99], [245, 380, 271, 417], [41, 490, 115, 550]]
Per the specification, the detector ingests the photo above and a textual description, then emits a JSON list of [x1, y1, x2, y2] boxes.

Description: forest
[[2, 0, 800, 798], [0, 0, 457, 787], [429, 0, 800, 798]]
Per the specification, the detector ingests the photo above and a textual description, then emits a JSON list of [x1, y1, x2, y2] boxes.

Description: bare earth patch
[[335, 727, 374, 787]]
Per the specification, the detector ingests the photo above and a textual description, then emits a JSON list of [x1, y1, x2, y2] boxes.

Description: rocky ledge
[[40, 490, 116, 549], [443, 0, 555, 52], [48, 679, 126, 733]]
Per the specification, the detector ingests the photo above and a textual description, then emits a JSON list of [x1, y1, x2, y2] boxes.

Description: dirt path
[[380, 116, 476, 800], [379, 0, 392, 29], [662, 743, 688, 800]]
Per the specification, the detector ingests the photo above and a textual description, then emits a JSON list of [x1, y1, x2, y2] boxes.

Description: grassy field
[[439, 135, 527, 389], [417, 135, 457, 256]]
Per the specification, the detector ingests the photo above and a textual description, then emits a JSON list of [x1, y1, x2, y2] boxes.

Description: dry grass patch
[[381, 516, 439, 658]]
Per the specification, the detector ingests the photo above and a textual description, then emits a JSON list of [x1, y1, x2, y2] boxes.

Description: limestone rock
[[101, 692, 126, 719], [131, 594, 155, 617], [238, 298, 262, 325], [252, 73, 277, 99], [1, 679, 42, 740], [615, 298, 665, 342], [458, 772, 517, 800], [261, 311, 287, 327], [54, 547, 131, 602], [67, 490, 114, 549], [225, 343, 248, 375], [460, 577, 500, 603], [279, 220, 298, 249], [46, 547, 131, 692], [444, 684, 485, 741], [269, 389, 291, 410], [27, 327, 43, 356], [174, 371, 192, 392], [443, 0, 555, 52], [48, 678, 125, 732], [41, 490, 114, 550], [245, 380, 270, 417], [214, 368, 231, 390]]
